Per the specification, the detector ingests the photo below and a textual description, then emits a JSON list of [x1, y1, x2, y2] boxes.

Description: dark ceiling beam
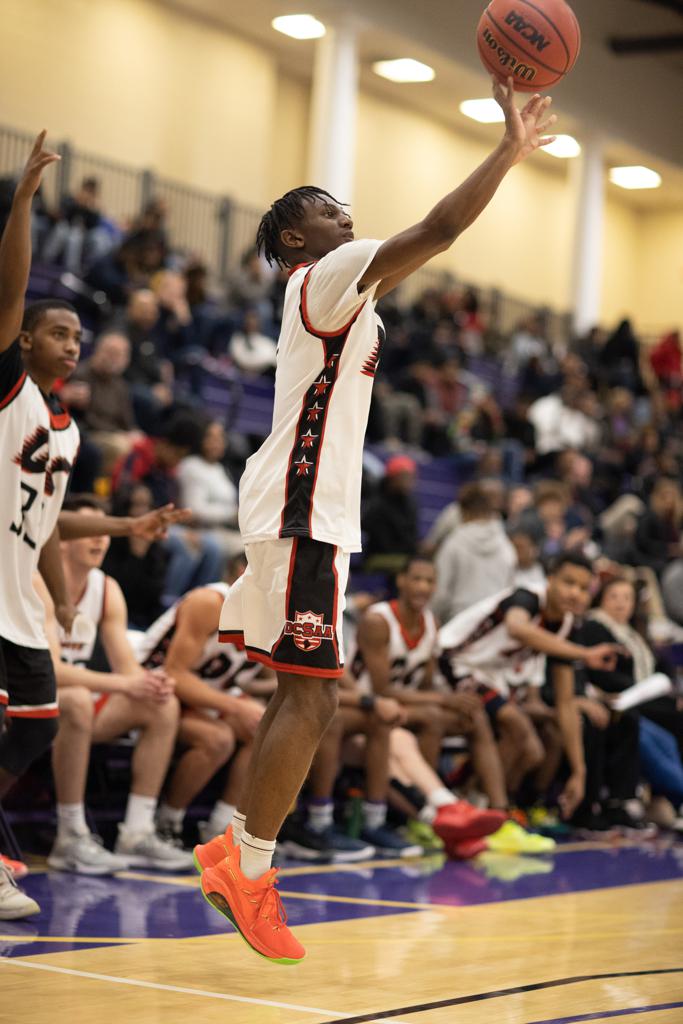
[[608, 32, 683, 53]]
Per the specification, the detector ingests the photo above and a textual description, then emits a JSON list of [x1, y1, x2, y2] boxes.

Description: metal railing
[[0, 121, 572, 341]]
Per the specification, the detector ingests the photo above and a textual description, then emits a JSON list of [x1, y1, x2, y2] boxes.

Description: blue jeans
[[163, 527, 224, 603], [639, 716, 683, 805]]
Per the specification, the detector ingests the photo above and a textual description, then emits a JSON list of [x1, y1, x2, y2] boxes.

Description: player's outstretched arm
[[58, 503, 192, 541], [0, 131, 59, 353], [37, 524, 76, 636], [363, 77, 557, 301]]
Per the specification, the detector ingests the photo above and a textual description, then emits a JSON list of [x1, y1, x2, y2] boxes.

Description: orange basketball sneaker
[[193, 825, 235, 873], [200, 840, 305, 964]]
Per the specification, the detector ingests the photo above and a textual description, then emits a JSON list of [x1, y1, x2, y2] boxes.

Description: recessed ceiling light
[[372, 59, 435, 83], [459, 98, 505, 124], [609, 165, 662, 190], [271, 14, 326, 40], [542, 134, 581, 159]]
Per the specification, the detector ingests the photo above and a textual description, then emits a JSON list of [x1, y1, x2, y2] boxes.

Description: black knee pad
[[0, 715, 59, 777]]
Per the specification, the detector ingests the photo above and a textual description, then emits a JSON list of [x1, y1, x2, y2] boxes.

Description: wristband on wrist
[[359, 694, 376, 712]]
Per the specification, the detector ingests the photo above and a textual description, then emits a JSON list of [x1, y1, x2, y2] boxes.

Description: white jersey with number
[[0, 342, 80, 649], [59, 568, 107, 666], [135, 583, 261, 695], [349, 600, 439, 694], [438, 586, 574, 696], [238, 239, 385, 554]]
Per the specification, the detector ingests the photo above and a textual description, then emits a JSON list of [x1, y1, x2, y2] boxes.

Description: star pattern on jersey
[[313, 376, 330, 396], [295, 456, 313, 476], [307, 403, 323, 422], [300, 430, 318, 449]]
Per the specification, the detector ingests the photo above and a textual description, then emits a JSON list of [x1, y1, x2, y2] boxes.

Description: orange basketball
[[477, 0, 581, 92]]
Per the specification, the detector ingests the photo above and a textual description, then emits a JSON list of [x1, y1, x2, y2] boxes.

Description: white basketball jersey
[[59, 568, 107, 666], [438, 587, 574, 696], [136, 583, 261, 693], [238, 239, 385, 554], [0, 343, 80, 648], [349, 600, 439, 694]]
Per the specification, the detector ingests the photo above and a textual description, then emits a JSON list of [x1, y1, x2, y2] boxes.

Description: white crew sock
[[239, 830, 276, 881], [123, 793, 157, 834], [428, 786, 457, 810], [362, 801, 387, 830], [206, 801, 236, 836], [307, 799, 334, 833], [156, 803, 185, 829], [232, 810, 247, 844], [57, 802, 89, 838]]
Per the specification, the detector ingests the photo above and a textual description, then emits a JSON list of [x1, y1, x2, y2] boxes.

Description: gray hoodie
[[433, 518, 517, 622]]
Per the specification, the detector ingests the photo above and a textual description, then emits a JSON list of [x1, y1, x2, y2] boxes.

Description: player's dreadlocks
[[256, 186, 344, 268]]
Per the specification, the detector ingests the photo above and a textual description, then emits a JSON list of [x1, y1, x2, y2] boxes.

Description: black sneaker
[[279, 819, 375, 863], [570, 812, 617, 839], [603, 805, 658, 838]]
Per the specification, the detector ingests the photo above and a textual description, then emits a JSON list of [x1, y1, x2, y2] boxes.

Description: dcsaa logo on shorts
[[285, 610, 334, 652]]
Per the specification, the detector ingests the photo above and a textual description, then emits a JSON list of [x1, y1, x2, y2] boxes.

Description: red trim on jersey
[[6, 706, 59, 719], [0, 692, 8, 706], [288, 261, 315, 278], [246, 646, 344, 679], [45, 400, 72, 431], [0, 371, 27, 410], [218, 630, 245, 650], [300, 267, 366, 339], [389, 600, 426, 651], [270, 539, 299, 661]]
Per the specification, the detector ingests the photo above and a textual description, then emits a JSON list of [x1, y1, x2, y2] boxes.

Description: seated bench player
[[36, 496, 194, 874], [129, 554, 269, 846], [350, 556, 508, 853], [438, 552, 620, 845]]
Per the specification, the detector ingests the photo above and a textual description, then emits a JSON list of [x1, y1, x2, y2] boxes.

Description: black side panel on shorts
[[271, 538, 342, 675]]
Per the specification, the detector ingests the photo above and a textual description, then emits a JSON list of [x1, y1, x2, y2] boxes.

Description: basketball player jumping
[[194, 77, 558, 963]]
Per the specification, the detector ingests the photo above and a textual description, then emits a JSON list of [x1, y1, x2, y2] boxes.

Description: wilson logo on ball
[[481, 26, 537, 82]]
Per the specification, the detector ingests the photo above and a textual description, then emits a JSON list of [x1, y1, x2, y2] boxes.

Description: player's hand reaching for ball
[[15, 130, 60, 201], [493, 76, 558, 165]]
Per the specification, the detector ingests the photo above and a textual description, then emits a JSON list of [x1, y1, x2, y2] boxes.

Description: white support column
[[570, 136, 605, 336], [307, 21, 359, 202]]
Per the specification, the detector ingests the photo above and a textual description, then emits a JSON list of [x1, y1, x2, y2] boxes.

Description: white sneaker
[[114, 825, 194, 871], [48, 831, 129, 876], [0, 861, 40, 919]]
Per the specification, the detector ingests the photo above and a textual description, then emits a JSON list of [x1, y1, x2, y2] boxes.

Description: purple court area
[[1, 842, 681, 959]]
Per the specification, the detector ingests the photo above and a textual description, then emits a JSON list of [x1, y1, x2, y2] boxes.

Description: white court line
[[0, 957, 410, 1023]]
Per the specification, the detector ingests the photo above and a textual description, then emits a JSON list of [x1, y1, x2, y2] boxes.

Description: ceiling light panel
[[609, 165, 662, 190], [373, 59, 435, 83], [271, 15, 326, 40]]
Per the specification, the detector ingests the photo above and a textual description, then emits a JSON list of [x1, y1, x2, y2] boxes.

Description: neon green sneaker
[[528, 805, 572, 837], [403, 820, 445, 852], [475, 851, 554, 882], [486, 819, 556, 855]]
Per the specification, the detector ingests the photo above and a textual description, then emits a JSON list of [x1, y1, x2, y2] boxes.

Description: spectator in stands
[[422, 478, 506, 557], [362, 455, 419, 572], [102, 485, 169, 630], [229, 308, 277, 375], [70, 331, 138, 472], [35, 498, 193, 874], [527, 373, 601, 459], [177, 419, 241, 561], [629, 477, 683, 576], [229, 246, 275, 334], [505, 314, 550, 376], [597, 318, 644, 393], [112, 410, 223, 602], [509, 529, 546, 590], [662, 560, 683, 627], [433, 483, 517, 621], [516, 481, 572, 560], [87, 228, 167, 306], [151, 269, 198, 372], [114, 289, 174, 432], [42, 176, 110, 272], [650, 330, 682, 414]]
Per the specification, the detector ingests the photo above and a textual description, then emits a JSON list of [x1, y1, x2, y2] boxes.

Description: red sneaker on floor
[[0, 853, 28, 880], [200, 841, 305, 964], [432, 802, 506, 844], [193, 825, 235, 874], [444, 837, 488, 860]]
